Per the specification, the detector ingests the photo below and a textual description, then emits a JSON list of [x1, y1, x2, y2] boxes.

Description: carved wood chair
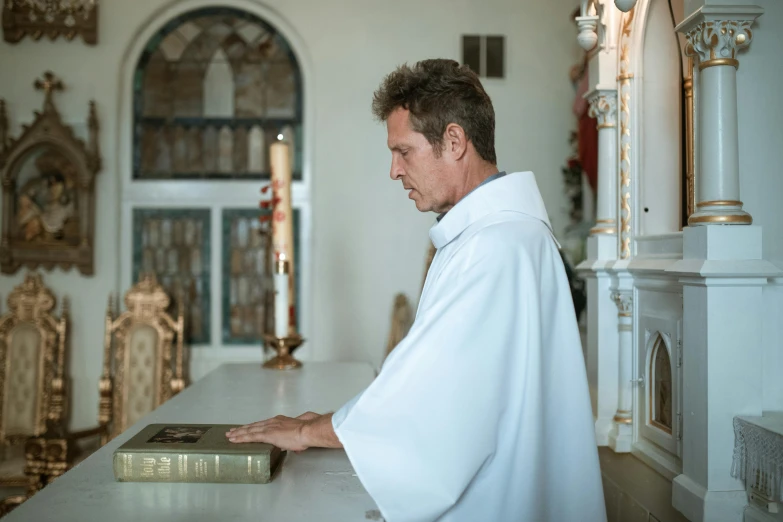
[[98, 274, 186, 445], [0, 273, 68, 512], [385, 244, 436, 359]]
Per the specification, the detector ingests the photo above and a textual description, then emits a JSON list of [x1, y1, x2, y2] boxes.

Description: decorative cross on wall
[[34, 71, 64, 111]]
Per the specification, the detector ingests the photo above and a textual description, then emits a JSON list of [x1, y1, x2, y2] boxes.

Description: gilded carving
[[0, 273, 66, 445], [588, 92, 618, 129], [0, 273, 68, 500], [685, 20, 754, 68], [617, 8, 634, 259], [2, 1, 98, 45], [611, 290, 633, 317], [101, 274, 186, 443], [0, 72, 101, 275]]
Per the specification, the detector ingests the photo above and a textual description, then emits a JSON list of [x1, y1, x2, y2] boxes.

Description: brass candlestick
[[263, 333, 304, 370]]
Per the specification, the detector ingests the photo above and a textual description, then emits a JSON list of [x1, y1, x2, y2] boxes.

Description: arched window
[[650, 335, 673, 433], [133, 7, 302, 180], [128, 7, 305, 350]]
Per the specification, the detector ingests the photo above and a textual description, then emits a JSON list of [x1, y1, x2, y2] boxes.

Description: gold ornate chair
[[0, 273, 68, 512], [385, 244, 436, 359], [98, 274, 186, 445]]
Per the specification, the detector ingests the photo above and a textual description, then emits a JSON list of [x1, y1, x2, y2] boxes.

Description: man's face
[[386, 108, 454, 213]]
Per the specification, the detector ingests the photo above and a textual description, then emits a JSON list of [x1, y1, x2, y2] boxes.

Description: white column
[[672, 8, 775, 520], [587, 90, 618, 236], [609, 286, 633, 452], [678, 9, 762, 225]]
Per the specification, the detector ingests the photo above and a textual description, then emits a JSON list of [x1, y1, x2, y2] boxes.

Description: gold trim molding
[[614, 414, 633, 424], [684, 60, 695, 221], [697, 199, 742, 207], [590, 226, 617, 235], [596, 219, 615, 224], [689, 213, 753, 225], [618, 7, 635, 260], [699, 58, 739, 70]]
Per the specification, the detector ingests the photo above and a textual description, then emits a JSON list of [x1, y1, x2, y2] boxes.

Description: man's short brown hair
[[372, 59, 497, 164]]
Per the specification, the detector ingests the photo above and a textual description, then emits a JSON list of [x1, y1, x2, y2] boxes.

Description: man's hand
[[226, 412, 342, 451]]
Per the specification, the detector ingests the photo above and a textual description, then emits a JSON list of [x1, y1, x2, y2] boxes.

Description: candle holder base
[[263, 333, 304, 370]]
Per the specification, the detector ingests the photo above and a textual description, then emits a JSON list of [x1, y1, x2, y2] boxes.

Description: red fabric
[[572, 63, 599, 192], [578, 114, 598, 192]]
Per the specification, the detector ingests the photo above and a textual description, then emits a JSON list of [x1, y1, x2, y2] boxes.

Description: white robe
[[332, 171, 606, 522]]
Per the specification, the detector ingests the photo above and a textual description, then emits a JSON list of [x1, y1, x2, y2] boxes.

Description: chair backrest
[[100, 274, 185, 442], [0, 273, 67, 447], [385, 244, 437, 359]]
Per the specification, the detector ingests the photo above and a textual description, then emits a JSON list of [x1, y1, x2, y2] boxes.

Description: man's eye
[[401, 150, 408, 157]]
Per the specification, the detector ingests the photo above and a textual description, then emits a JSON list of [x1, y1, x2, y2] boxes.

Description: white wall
[[736, 0, 783, 412], [0, 0, 581, 430]]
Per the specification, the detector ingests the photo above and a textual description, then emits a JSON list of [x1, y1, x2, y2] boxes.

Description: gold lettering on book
[[215, 456, 220, 478], [195, 458, 208, 479], [124, 454, 132, 478], [157, 456, 171, 479], [142, 457, 155, 478]]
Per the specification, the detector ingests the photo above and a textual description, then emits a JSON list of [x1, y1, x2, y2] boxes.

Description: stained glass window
[[132, 208, 211, 344], [133, 7, 303, 180], [221, 208, 300, 344]]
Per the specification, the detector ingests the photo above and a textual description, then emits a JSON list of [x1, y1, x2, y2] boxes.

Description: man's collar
[[436, 171, 506, 222], [429, 171, 553, 249]]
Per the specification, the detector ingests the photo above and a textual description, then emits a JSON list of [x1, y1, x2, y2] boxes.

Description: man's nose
[[390, 157, 404, 180]]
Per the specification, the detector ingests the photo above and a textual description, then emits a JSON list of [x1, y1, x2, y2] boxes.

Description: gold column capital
[[587, 91, 618, 130], [684, 19, 756, 69]]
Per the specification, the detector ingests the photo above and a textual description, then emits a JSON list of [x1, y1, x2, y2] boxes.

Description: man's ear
[[444, 123, 468, 160]]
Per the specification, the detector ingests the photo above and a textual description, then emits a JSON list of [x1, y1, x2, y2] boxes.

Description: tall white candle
[[273, 259, 289, 338], [270, 140, 296, 332]]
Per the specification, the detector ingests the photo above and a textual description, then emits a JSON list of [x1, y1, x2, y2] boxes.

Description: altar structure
[[574, 0, 783, 521]]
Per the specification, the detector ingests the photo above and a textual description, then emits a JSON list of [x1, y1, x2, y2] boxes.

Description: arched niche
[[638, 0, 685, 235]]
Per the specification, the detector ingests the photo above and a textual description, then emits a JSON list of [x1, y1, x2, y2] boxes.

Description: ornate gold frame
[[0, 72, 101, 275], [2, 3, 98, 45], [99, 274, 186, 443]]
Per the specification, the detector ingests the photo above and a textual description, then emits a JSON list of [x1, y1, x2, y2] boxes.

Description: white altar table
[[5, 362, 380, 522]]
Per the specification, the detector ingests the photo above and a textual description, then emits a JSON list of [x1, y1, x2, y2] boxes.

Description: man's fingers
[[228, 430, 270, 443], [228, 418, 279, 435]]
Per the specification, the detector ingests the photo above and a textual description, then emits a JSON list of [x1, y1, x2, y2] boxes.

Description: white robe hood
[[333, 171, 606, 522]]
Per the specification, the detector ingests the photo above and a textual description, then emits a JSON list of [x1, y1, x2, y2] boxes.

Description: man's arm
[[226, 412, 343, 451]]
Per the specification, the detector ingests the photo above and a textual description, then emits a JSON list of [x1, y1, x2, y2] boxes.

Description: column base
[[608, 421, 633, 453], [673, 474, 748, 522], [595, 416, 615, 446], [688, 203, 752, 226]]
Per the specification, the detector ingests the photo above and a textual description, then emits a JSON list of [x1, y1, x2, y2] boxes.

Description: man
[[228, 59, 606, 522]]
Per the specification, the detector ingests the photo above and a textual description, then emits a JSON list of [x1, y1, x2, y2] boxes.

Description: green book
[[113, 424, 284, 484]]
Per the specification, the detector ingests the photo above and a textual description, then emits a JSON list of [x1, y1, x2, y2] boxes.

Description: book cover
[[113, 424, 284, 484]]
